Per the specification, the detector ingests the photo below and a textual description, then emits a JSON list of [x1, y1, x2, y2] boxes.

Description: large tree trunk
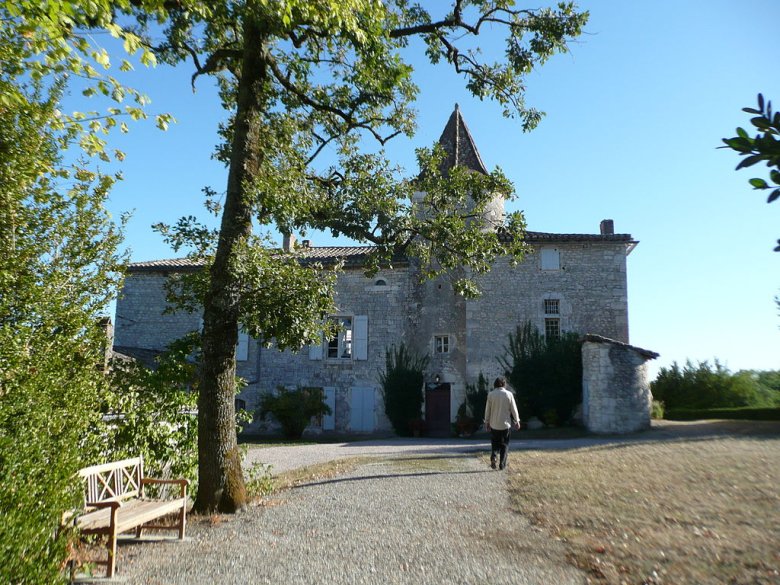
[[194, 17, 267, 514]]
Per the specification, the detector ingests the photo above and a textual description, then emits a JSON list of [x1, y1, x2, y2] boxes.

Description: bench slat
[[77, 499, 187, 534]]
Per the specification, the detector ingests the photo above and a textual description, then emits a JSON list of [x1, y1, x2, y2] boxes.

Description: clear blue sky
[[97, 0, 779, 378]]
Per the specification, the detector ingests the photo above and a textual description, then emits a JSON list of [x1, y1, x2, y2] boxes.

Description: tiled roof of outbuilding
[[582, 334, 659, 360]]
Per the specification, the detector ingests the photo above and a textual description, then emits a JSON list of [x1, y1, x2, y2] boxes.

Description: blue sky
[[96, 0, 779, 378]]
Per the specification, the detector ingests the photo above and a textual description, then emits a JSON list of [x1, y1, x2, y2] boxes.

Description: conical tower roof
[[436, 104, 489, 175]]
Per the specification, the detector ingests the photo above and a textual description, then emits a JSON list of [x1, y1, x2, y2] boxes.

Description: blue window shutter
[[323, 387, 336, 431], [353, 315, 368, 360], [309, 340, 323, 360], [236, 330, 249, 361]]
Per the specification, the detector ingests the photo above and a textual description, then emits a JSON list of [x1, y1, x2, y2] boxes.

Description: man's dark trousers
[[490, 428, 511, 469]]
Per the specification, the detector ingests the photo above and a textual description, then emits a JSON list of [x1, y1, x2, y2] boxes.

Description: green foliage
[[257, 387, 331, 440], [651, 400, 665, 420], [103, 335, 199, 492], [456, 373, 490, 434], [380, 344, 429, 437], [722, 93, 780, 251], [499, 322, 582, 424], [244, 461, 274, 500], [665, 407, 780, 422], [650, 361, 775, 411], [0, 32, 125, 584]]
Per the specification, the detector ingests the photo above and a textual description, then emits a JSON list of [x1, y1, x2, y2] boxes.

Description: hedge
[[665, 407, 780, 421]]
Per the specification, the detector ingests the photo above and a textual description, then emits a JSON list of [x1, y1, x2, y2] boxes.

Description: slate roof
[[436, 104, 489, 175]]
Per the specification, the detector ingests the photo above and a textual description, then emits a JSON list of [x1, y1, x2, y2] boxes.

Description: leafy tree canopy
[[722, 93, 780, 251], [113, 0, 588, 512]]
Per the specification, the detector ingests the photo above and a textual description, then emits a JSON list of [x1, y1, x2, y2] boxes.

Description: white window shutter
[[309, 340, 323, 360], [323, 387, 336, 431], [236, 331, 249, 361], [541, 247, 560, 270], [353, 315, 368, 360]]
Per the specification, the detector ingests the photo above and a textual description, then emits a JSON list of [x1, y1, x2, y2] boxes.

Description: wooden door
[[425, 383, 451, 437]]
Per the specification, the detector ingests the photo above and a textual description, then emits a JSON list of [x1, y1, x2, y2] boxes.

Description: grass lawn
[[506, 424, 780, 584]]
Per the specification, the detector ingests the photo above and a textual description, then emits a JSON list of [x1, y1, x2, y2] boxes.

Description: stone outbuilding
[[581, 334, 659, 434]]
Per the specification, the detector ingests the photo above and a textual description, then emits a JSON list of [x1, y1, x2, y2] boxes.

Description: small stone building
[[114, 106, 642, 435], [581, 334, 659, 434]]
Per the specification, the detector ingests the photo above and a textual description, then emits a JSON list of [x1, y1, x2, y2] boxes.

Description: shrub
[[499, 322, 582, 424], [0, 60, 126, 582], [103, 334, 200, 491], [456, 373, 490, 435], [651, 400, 665, 420], [380, 344, 429, 436], [257, 386, 330, 439], [651, 360, 771, 410]]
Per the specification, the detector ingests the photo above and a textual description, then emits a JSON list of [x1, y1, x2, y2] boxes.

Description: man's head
[[493, 376, 506, 389]]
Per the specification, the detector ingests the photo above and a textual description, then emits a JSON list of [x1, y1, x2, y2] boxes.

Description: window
[[434, 335, 451, 354], [544, 299, 560, 315], [545, 318, 561, 341], [327, 316, 353, 359], [309, 315, 368, 361], [374, 279, 387, 286], [541, 247, 560, 270]]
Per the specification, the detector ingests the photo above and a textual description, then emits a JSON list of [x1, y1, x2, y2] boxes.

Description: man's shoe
[[490, 457, 497, 469]]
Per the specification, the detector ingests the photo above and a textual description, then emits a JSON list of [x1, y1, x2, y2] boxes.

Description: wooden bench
[[68, 456, 189, 579]]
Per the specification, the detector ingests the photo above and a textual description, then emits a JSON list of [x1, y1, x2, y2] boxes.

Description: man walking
[[483, 377, 521, 470]]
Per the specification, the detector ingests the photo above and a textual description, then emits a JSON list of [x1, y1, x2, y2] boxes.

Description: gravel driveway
[[96, 422, 746, 584], [110, 438, 585, 585]]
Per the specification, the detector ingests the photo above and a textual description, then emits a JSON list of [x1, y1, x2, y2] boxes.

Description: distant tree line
[[651, 360, 780, 412]]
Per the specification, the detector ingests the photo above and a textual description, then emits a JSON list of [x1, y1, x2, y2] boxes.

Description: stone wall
[[251, 266, 412, 434], [581, 336, 657, 434], [466, 241, 630, 382]]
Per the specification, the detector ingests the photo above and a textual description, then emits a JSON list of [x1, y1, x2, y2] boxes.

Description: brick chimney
[[600, 219, 614, 235], [301, 239, 311, 248], [282, 233, 296, 252]]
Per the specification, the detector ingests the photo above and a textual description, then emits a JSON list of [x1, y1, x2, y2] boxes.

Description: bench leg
[[106, 533, 117, 578], [136, 524, 144, 539], [178, 505, 187, 539]]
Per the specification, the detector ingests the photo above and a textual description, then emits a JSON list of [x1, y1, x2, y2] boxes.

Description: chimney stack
[[282, 233, 296, 252], [600, 219, 614, 235], [302, 239, 311, 248]]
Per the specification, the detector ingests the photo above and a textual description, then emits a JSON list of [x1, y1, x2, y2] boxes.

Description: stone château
[[114, 106, 648, 435]]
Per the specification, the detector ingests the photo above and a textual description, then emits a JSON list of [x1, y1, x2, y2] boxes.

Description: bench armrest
[[141, 477, 189, 498], [85, 500, 122, 510]]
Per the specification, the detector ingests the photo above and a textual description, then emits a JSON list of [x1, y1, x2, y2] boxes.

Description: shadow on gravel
[[291, 468, 488, 490]]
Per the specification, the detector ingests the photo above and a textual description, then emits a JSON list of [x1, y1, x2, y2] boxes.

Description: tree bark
[[194, 16, 267, 514]]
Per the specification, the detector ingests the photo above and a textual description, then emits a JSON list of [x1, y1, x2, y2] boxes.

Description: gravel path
[[111, 447, 584, 585]]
